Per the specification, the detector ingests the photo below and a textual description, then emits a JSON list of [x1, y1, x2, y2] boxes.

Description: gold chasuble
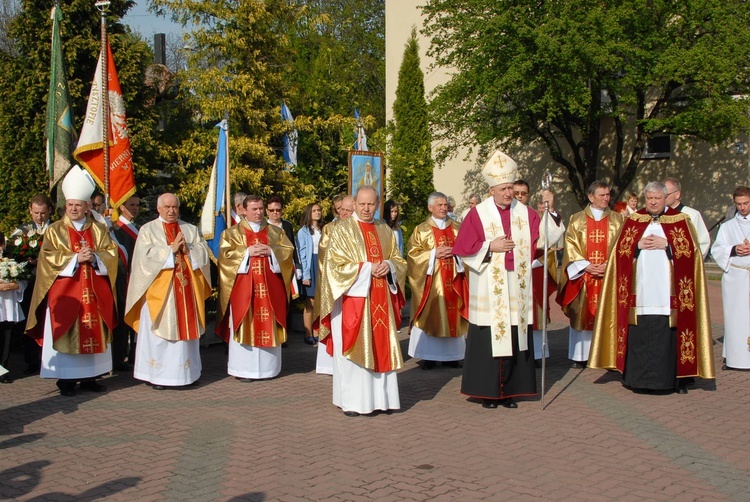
[[124, 219, 212, 341], [590, 209, 714, 379], [26, 216, 118, 354], [407, 218, 468, 338], [216, 220, 294, 347], [557, 207, 623, 331], [318, 217, 407, 372]]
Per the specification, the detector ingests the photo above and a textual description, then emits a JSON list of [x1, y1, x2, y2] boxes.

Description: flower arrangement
[[6, 228, 44, 261], [0, 257, 31, 287]]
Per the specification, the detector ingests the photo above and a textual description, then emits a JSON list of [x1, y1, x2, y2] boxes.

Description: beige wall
[[385, 1, 750, 234]]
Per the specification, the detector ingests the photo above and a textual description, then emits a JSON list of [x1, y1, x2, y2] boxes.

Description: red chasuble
[[46, 226, 116, 353], [163, 222, 201, 341], [412, 225, 468, 336], [337, 221, 404, 372], [218, 227, 287, 346], [531, 248, 557, 330], [558, 216, 610, 330], [613, 209, 701, 376]]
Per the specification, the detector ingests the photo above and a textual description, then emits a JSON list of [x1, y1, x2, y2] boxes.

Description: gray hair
[[354, 185, 379, 203], [643, 181, 668, 195], [587, 180, 610, 195], [427, 191, 448, 207], [157, 193, 180, 207], [233, 192, 247, 206], [663, 177, 681, 192], [468, 194, 480, 202]]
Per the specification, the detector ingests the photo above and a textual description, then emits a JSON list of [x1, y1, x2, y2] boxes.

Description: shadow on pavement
[[0, 460, 50, 498], [0, 433, 45, 450], [226, 493, 266, 502], [24, 476, 142, 501], [0, 391, 103, 436]]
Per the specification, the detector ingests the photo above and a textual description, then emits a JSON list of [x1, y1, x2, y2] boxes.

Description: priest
[[216, 195, 294, 381], [452, 150, 550, 409], [710, 185, 750, 370], [557, 181, 623, 368], [318, 186, 406, 416], [26, 166, 118, 396], [590, 182, 714, 393], [125, 193, 212, 389], [407, 191, 468, 369]]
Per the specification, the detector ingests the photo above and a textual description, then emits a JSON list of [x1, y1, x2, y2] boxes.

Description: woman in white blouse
[[296, 203, 323, 345]]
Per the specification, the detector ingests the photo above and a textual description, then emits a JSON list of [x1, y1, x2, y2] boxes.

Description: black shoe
[[343, 411, 360, 417], [0, 373, 13, 384], [442, 361, 462, 368], [676, 386, 688, 395], [56, 380, 76, 397], [422, 360, 436, 370], [235, 377, 254, 382], [152, 385, 166, 390], [482, 399, 499, 409], [23, 366, 39, 375], [113, 363, 131, 372], [79, 380, 106, 393], [189, 380, 200, 387], [570, 361, 586, 369], [500, 398, 518, 409]]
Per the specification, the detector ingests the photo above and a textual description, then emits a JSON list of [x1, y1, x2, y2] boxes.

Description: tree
[[0, 0, 162, 233], [422, 0, 750, 206], [388, 26, 434, 226]]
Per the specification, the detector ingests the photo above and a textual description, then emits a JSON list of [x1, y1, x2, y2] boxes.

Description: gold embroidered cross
[[437, 236, 449, 247], [484, 222, 502, 237], [81, 313, 98, 329], [589, 250, 605, 264], [255, 284, 268, 298], [81, 288, 95, 305], [260, 330, 271, 344], [256, 307, 270, 321], [81, 338, 100, 353], [589, 229, 606, 244], [513, 215, 526, 231], [82, 266, 90, 280], [251, 260, 264, 275]]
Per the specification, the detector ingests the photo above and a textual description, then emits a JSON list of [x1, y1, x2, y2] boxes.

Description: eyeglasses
[[513, 191, 528, 196], [667, 191, 678, 196], [338, 208, 353, 214], [267, 208, 282, 213]]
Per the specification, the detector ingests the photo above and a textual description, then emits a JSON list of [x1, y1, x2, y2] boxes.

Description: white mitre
[[62, 165, 96, 201], [481, 150, 518, 187]]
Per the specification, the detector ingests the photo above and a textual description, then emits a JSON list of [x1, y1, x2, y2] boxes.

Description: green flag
[[46, 5, 77, 192]]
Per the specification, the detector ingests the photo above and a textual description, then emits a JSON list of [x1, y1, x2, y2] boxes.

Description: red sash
[[219, 227, 287, 346], [613, 211, 701, 376], [163, 222, 200, 341], [46, 226, 116, 353], [413, 225, 468, 336], [340, 222, 399, 372]]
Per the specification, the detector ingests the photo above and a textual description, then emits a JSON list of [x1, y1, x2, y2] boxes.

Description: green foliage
[[423, 0, 750, 207], [0, 0, 165, 233], [388, 27, 434, 226]]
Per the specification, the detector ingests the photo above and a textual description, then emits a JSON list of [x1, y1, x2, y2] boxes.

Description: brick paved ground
[[1, 280, 749, 501]]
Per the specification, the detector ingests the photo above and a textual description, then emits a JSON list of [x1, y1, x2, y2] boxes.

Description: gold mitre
[[62, 165, 96, 201], [481, 150, 518, 187]]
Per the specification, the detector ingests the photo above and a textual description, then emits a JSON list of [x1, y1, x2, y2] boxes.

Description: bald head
[[157, 193, 180, 223], [339, 196, 355, 220], [354, 186, 379, 222]]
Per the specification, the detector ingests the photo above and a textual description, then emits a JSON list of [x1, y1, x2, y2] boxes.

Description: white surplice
[[711, 214, 750, 369], [331, 262, 400, 414]]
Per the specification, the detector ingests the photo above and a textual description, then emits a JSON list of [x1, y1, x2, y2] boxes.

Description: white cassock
[[316, 343, 333, 375], [566, 207, 605, 362], [227, 222, 283, 379], [332, 262, 400, 414], [680, 205, 711, 259], [711, 214, 750, 369], [407, 217, 466, 361], [133, 247, 204, 386], [41, 240, 112, 380]]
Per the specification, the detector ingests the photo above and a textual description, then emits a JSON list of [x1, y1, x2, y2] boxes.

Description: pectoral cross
[[589, 229, 606, 244], [81, 288, 95, 305], [256, 307, 270, 321], [81, 313, 99, 329], [255, 283, 268, 298], [251, 260, 264, 275], [82, 338, 100, 353]]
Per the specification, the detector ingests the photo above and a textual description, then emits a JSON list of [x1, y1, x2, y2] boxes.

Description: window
[[642, 134, 671, 160]]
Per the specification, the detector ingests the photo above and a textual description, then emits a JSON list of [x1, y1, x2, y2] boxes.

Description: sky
[[121, 0, 185, 40]]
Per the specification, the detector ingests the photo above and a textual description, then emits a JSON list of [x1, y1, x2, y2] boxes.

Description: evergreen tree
[[388, 27, 434, 227]]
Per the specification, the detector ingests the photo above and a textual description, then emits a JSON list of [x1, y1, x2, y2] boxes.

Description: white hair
[[643, 181, 667, 195], [157, 193, 180, 207], [427, 191, 448, 207]]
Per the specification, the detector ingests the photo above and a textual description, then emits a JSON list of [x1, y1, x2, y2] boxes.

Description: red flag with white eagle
[[73, 41, 135, 210]]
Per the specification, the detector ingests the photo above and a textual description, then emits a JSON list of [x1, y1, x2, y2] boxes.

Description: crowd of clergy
[[0, 153, 747, 416]]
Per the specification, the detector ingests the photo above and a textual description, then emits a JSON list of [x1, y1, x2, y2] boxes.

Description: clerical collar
[[675, 203, 685, 212], [352, 213, 374, 224], [158, 217, 179, 224], [71, 218, 86, 230], [246, 220, 262, 232], [431, 216, 447, 229], [590, 207, 604, 221]]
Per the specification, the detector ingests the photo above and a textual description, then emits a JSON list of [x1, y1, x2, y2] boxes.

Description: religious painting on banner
[[348, 151, 384, 219]]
